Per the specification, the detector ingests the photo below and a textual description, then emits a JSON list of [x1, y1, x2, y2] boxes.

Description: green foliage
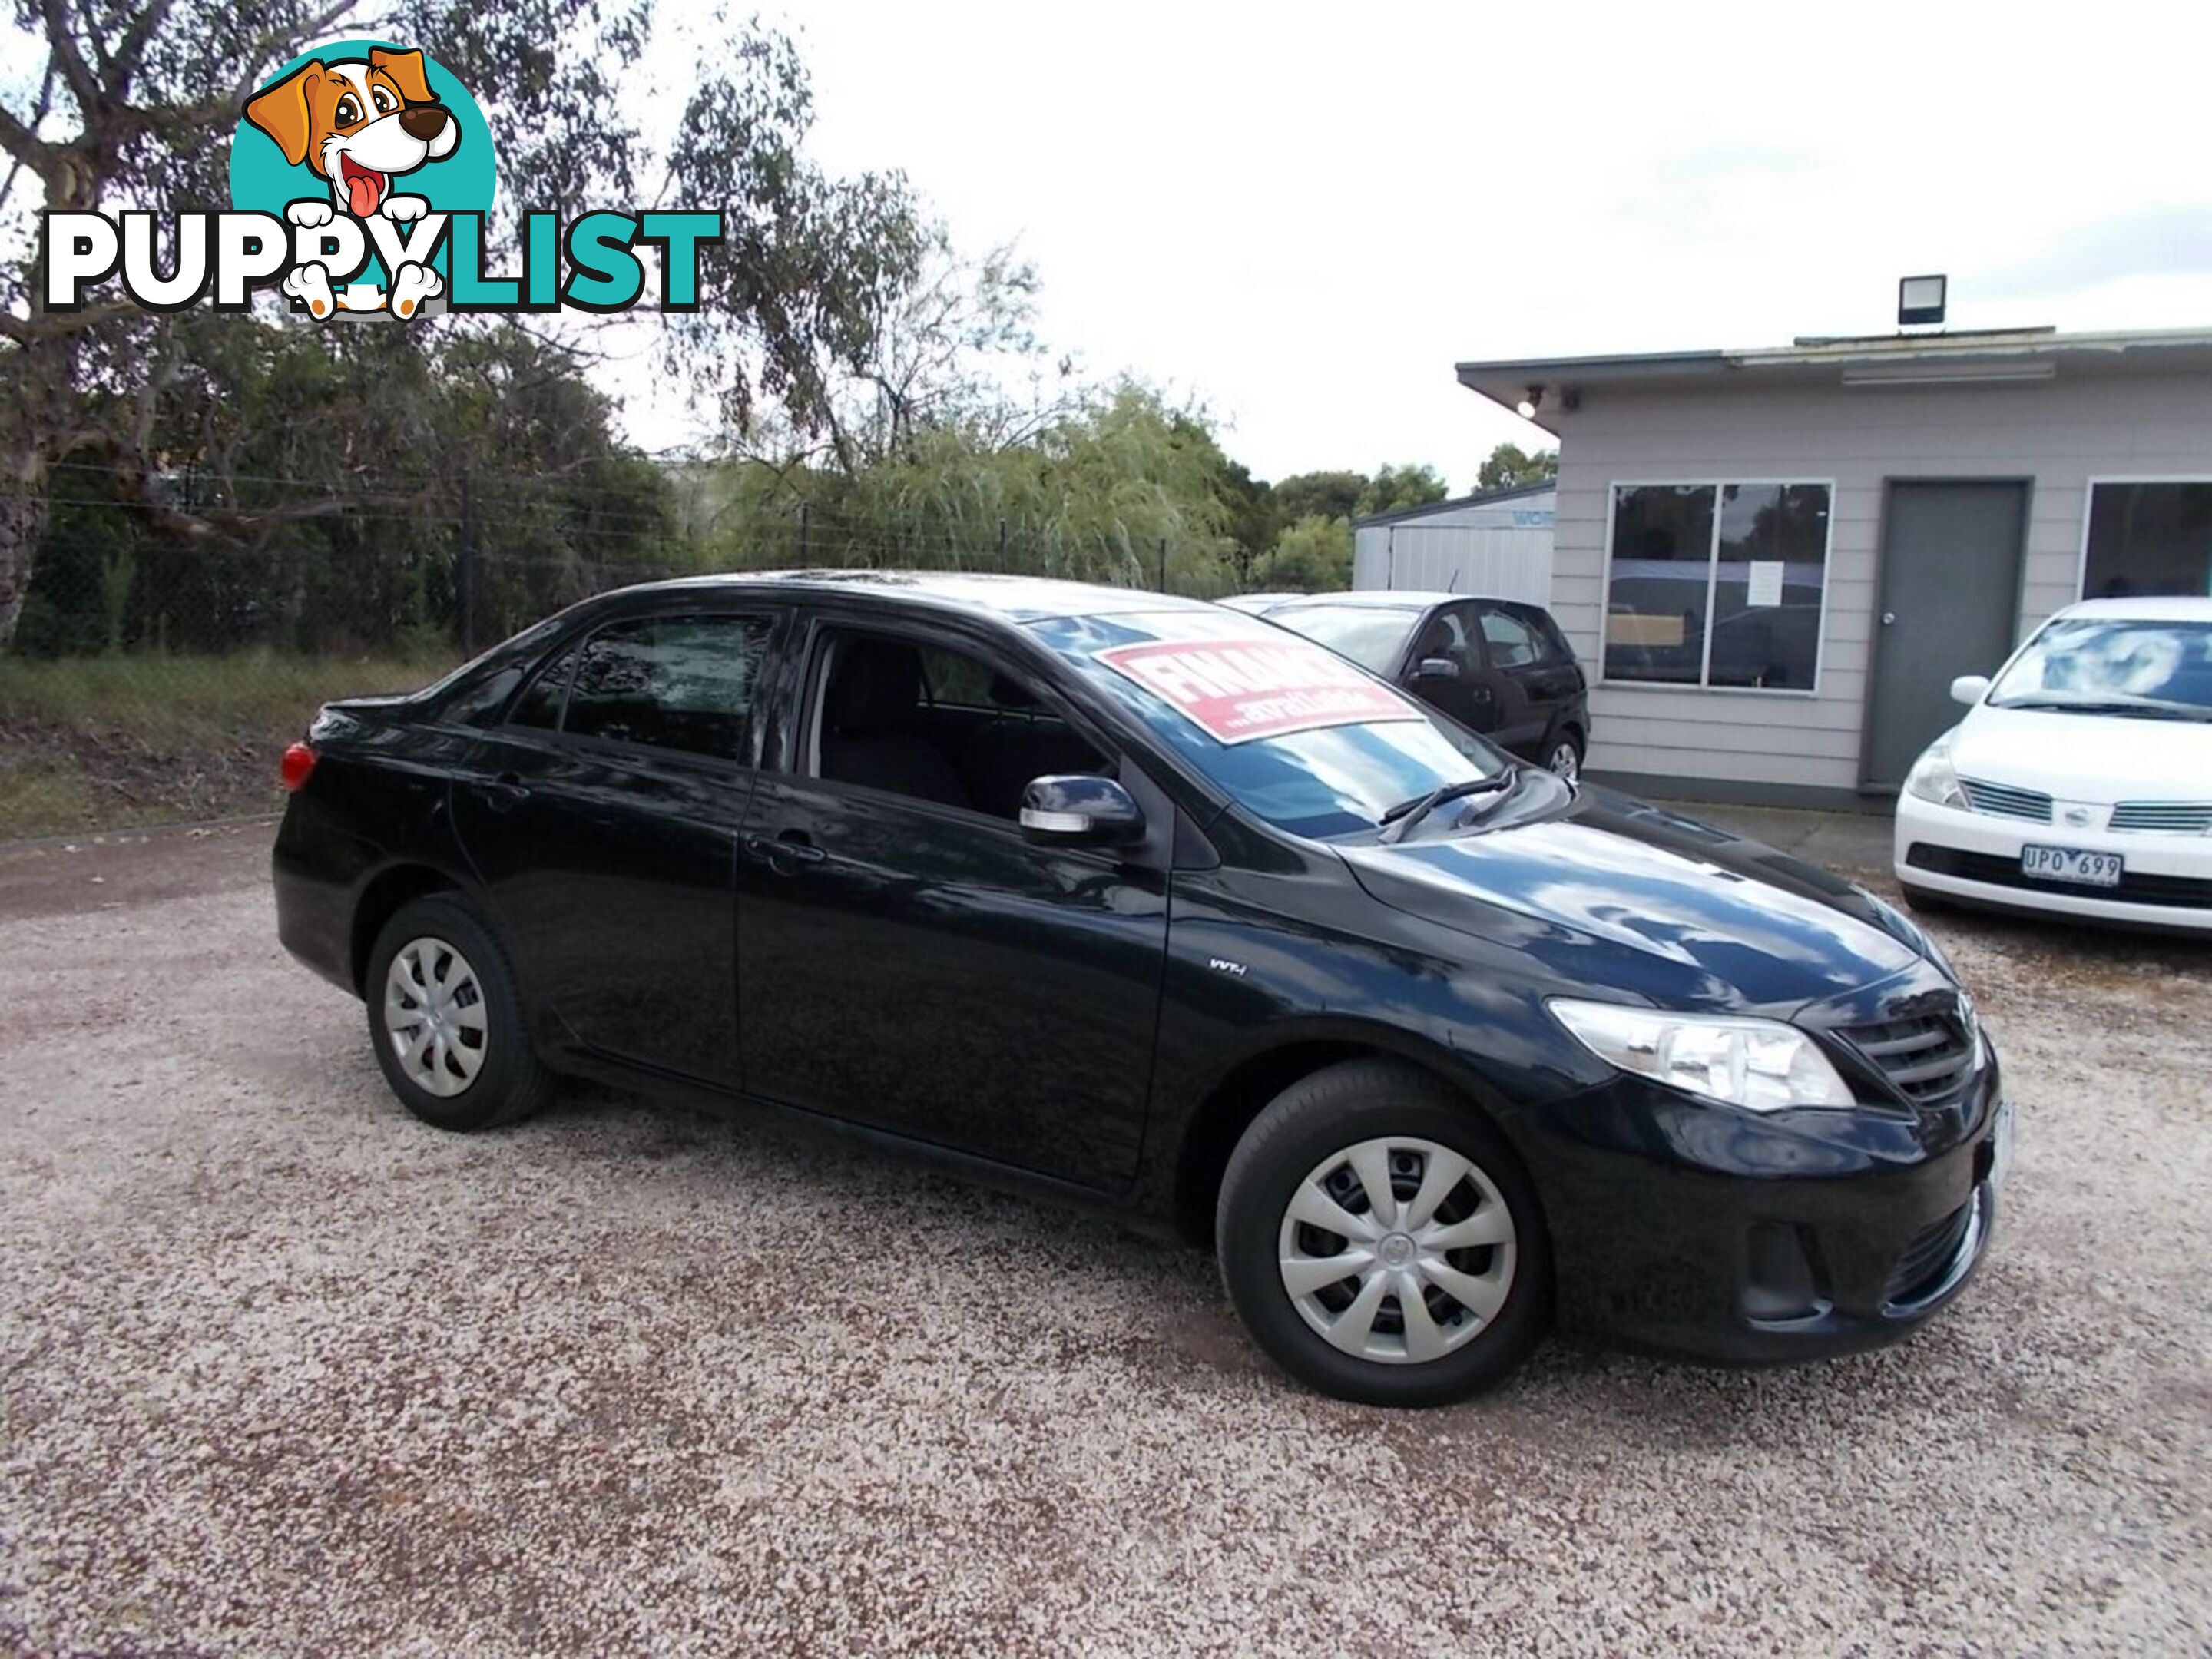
[[1250, 516, 1353, 593], [1477, 443, 1559, 492], [694, 385, 1240, 595], [1356, 465, 1450, 519], [1214, 459, 1282, 580], [20, 321, 677, 657], [1271, 471, 1367, 527], [0, 649, 457, 836]]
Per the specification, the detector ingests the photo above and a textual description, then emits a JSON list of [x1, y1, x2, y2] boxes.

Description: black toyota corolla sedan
[[274, 571, 2009, 1406]]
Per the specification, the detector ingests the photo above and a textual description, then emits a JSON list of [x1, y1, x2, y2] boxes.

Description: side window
[[916, 646, 998, 710], [816, 629, 1107, 820], [1479, 608, 1545, 669], [1530, 610, 1576, 667], [508, 647, 577, 730], [1412, 608, 1482, 677], [557, 615, 774, 758]]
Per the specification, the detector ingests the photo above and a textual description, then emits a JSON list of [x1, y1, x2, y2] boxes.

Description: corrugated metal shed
[[1351, 482, 1557, 601]]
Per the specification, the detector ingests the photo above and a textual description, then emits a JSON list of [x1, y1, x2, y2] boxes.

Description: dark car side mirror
[[1413, 656, 1462, 682], [1019, 775, 1145, 846]]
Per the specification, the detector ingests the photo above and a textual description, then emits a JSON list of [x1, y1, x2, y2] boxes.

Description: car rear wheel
[[365, 895, 551, 1132], [1217, 1059, 1551, 1406], [1544, 730, 1584, 782]]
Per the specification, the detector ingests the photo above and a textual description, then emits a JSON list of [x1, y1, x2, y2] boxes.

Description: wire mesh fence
[[1, 462, 1218, 838]]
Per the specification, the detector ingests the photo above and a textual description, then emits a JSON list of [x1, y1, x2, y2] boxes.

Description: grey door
[[1863, 482, 2028, 787]]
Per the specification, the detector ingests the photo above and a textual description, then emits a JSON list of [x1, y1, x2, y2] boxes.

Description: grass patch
[[0, 650, 459, 839]]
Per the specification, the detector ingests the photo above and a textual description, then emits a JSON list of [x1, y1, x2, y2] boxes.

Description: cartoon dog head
[[243, 48, 459, 217]]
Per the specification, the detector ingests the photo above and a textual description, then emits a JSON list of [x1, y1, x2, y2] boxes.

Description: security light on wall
[[1516, 385, 1544, 419], [1898, 274, 1948, 327]]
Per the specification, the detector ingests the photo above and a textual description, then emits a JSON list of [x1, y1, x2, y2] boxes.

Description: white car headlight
[[1902, 733, 1967, 810], [1549, 998, 1856, 1112]]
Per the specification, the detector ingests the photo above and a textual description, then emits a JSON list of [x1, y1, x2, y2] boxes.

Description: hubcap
[[1277, 1136, 1517, 1365], [1548, 743, 1580, 781], [382, 936, 488, 1098]]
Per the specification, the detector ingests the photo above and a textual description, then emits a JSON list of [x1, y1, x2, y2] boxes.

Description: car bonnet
[[1335, 790, 1923, 1013]]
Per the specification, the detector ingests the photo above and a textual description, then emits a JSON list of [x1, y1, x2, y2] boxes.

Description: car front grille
[[2110, 801, 2212, 835], [1906, 843, 2212, 909], [1885, 1197, 1975, 1306], [1959, 778, 2052, 823], [1840, 1012, 1976, 1105]]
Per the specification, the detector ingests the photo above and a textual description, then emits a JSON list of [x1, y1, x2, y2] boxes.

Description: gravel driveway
[[3, 820, 2208, 1655]]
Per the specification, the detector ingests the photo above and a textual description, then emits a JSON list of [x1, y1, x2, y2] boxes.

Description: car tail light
[[280, 742, 317, 792]]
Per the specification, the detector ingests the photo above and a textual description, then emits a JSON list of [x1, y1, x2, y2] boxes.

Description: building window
[[2084, 483, 2212, 598], [1604, 482, 1831, 690]]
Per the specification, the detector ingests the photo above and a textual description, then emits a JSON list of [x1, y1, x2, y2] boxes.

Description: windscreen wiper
[[1378, 775, 1513, 844], [1994, 696, 2212, 721]]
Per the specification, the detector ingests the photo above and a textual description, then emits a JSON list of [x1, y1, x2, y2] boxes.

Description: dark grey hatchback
[[1225, 591, 1591, 780]]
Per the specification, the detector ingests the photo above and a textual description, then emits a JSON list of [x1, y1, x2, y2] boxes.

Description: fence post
[[998, 518, 1007, 566], [1158, 538, 1168, 593], [798, 501, 810, 565], [458, 467, 477, 654]]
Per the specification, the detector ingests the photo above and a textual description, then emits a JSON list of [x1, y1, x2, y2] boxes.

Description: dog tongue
[[346, 171, 382, 217]]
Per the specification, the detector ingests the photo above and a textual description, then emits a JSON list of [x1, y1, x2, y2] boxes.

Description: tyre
[[1216, 1058, 1551, 1406], [1899, 883, 1958, 917], [1541, 728, 1584, 782], [364, 894, 552, 1131]]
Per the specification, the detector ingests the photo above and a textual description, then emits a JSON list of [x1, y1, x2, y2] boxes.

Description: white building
[[1455, 325, 2212, 809], [1351, 482, 1556, 604]]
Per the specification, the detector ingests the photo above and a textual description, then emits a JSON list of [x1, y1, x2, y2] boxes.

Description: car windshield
[[1988, 617, 2212, 720], [1260, 604, 1420, 674], [1032, 609, 1504, 839]]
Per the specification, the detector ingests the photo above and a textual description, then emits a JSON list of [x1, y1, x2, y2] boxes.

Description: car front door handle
[[747, 831, 826, 870], [480, 773, 530, 811]]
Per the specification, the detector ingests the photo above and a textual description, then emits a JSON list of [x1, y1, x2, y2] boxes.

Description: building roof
[[1350, 478, 1557, 529], [1456, 325, 2212, 432]]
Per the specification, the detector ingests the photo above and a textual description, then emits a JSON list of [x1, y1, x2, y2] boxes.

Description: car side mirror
[[1414, 656, 1462, 682], [1949, 674, 1991, 706], [1018, 775, 1145, 846]]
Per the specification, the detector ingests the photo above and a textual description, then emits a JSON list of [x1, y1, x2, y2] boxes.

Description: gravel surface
[[3, 823, 2209, 1655]]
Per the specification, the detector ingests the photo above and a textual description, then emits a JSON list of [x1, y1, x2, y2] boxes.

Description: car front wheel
[[365, 895, 552, 1131], [1544, 730, 1584, 782], [1217, 1059, 1551, 1406]]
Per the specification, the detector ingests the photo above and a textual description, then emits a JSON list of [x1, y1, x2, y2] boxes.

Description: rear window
[[1260, 604, 1420, 674]]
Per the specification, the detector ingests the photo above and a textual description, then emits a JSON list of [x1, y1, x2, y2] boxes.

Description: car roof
[[2054, 595, 2212, 622], [1255, 591, 1444, 609], [615, 569, 1227, 625], [1253, 590, 1537, 611]]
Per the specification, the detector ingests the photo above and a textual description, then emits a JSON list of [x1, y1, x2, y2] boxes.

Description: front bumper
[[1894, 792, 2212, 932], [1513, 1009, 2005, 1363]]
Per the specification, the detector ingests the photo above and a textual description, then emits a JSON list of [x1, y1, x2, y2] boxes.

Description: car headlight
[[1902, 733, 1967, 810], [1549, 998, 1856, 1112]]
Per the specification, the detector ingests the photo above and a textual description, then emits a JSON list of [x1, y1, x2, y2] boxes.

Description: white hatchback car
[[1895, 597, 2212, 932]]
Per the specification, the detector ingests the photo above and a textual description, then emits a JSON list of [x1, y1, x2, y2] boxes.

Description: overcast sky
[[621, 0, 2204, 491]]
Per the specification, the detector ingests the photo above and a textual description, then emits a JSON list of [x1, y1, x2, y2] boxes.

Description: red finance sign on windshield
[[1096, 637, 1422, 744]]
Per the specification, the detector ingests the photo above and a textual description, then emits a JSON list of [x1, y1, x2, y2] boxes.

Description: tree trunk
[[0, 447, 51, 651]]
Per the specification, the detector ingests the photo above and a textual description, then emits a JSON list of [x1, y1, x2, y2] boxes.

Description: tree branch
[[41, 0, 101, 116], [0, 300, 147, 346]]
